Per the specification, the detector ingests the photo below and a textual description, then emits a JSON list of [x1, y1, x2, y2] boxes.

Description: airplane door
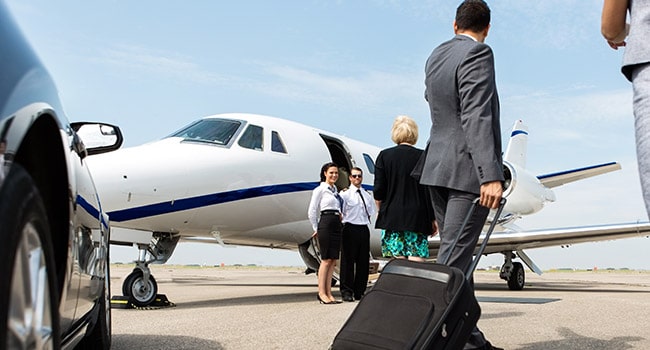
[[320, 134, 353, 190]]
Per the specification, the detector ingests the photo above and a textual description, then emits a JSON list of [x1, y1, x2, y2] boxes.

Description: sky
[[5, 0, 650, 270]]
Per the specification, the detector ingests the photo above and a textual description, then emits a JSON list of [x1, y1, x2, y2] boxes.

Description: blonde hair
[[391, 115, 418, 145]]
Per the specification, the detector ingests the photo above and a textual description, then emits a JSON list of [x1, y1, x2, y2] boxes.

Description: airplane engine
[[502, 161, 556, 216]]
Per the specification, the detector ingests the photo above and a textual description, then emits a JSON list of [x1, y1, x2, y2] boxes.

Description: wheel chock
[[110, 294, 175, 310]]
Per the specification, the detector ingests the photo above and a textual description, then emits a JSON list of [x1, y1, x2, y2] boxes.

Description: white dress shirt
[[340, 185, 376, 225], [307, 182, 342, 231]]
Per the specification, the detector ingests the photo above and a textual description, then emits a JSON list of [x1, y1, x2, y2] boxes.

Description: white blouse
[[307, 182, 341, 231]]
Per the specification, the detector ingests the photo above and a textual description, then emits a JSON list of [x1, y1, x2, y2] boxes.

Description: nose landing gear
[[122, 263, 158, 307]]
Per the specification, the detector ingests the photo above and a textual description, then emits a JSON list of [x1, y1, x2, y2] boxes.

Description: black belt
[[343, 222, 367, 227], [321, 210, 340, 215]]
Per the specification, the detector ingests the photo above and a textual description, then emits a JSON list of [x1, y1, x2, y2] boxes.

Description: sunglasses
[[350, 174, 362, 178]]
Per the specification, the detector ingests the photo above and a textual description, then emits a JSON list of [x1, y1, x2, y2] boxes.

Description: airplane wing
[[426, 222, 650, 276], [478, 221, 650, 254], [537, 161, 621, 188]]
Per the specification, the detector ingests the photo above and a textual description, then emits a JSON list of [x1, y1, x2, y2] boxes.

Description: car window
[[271, 131, 287, 153], [169, 119, 241, 145], [238, 124, 264, 151]]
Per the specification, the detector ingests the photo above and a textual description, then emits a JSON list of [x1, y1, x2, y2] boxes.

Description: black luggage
[[331, 198, 506, 350]]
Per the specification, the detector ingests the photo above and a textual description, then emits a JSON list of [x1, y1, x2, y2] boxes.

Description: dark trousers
[[339, 223, 370, 299], [428, 186, 490, 349]]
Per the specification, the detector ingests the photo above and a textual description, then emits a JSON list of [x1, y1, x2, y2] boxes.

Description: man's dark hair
[[455, 0, 490, 32]]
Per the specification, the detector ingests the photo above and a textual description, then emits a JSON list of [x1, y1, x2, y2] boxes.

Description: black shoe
[[342, 295, 354, 302], [317, 294, 336, 304], [354, 295, 363, 301], [478, 341, 504, 350]]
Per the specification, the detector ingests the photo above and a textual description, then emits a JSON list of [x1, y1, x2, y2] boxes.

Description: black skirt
[[317, 213, 342, 260]]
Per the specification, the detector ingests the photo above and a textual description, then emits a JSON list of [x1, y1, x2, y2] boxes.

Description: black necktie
[[357, 188, 370, 221]]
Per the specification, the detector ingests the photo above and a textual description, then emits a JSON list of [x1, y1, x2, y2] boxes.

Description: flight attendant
[[308, 162, 343, 304]]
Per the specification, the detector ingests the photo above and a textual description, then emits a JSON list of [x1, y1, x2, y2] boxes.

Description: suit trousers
[[632, 62, 650, 220], [339, 223, 370, 299], [428, 186, 490, 350]]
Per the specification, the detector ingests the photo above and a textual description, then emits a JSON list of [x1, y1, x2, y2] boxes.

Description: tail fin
[[504, 120, 528, 168]]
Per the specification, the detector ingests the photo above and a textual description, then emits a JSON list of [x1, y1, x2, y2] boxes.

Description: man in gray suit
[[420, 1, 503, 349], [602, 0, 650, 221]]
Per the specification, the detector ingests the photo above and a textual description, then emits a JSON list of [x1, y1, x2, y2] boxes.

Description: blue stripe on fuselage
[[536, 162, 619, 180], [107, 182, 329, 222], [77, 194, 100, 219]]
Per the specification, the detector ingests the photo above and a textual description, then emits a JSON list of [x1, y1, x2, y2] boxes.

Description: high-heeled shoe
[[317, 294, 335, 304]]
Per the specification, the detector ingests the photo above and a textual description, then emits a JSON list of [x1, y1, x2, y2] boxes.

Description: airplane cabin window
[[238, 124, 264, 151], [271, 131, 287, 153], [170, 119, 241, 145], [363, 153, 375, 174]]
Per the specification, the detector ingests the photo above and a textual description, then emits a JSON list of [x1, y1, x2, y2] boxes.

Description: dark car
[[0, 2, 120, 349]]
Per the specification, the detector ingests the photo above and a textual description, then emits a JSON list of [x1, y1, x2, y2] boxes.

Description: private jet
[[76, 114, 650, 306]]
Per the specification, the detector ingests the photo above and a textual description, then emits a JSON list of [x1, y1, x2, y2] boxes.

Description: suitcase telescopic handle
[[440, 197, 507, 279]]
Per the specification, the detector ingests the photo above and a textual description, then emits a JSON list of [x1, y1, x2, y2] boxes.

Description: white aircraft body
[[80, 113, 650, 306]]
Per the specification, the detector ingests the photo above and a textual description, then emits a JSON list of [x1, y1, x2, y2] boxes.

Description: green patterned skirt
[[381, 230, 429, 258]]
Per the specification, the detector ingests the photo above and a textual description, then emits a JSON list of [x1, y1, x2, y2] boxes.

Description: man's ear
[[483, 23, 490, 38], [453, 20, 458, 34]]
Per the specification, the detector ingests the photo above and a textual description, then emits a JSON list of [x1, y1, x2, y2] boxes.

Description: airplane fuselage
[[88, 113, 381, 251]]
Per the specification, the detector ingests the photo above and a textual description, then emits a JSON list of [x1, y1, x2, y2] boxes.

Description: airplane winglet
[[537, 162, 622, 188], [504, 120, 528, 168]]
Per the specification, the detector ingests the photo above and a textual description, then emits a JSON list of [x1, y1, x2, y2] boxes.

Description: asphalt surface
[[109, 265, 650, 349]]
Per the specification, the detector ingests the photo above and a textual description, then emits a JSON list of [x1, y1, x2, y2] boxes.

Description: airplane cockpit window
[[238, 124, 264, 151], [169, 119, 241, 145], [271, 131, 287, 153], [363, 153, 375, 174]]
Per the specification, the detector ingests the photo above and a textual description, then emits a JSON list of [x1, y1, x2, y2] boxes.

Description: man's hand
[[479, 181, 503, 209]]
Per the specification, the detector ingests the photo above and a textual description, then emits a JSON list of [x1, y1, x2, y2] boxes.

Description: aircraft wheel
[[507, 262, 525, 290], [0, 165, 61, 348], [122, 270, 158, 307], [121, 268, 140, 296]]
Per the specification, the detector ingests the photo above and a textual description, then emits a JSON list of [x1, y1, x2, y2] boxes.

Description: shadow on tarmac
[[167, 290, 320, 309], [515, 327, 645, 350], [112, 334, 223, 350], [475, 281, 650, 294]]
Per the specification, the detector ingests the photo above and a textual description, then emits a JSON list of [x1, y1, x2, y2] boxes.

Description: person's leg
[[633, 63, 650, 220], [325, 260, 337, 301], [429, 186, 491, 349], [339, 225, 354, 300], [439, 190, 488, 272], [354, 226, 370, 299], [317, 259, 332, 302], [317, 214, 342, 303]]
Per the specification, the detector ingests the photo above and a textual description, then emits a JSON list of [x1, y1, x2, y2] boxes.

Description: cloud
[[375, 0, 604, 50], [504, 87, 632, 122], [491, 0, 603, 50], [94, 45, 230, 86], [249, 63, 423, 113]]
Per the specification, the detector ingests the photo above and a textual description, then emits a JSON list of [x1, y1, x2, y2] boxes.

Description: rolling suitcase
[[331, 198, 506, 350]]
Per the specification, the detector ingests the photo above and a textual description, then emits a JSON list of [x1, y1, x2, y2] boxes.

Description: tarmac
[[109, 264, 650, 350]]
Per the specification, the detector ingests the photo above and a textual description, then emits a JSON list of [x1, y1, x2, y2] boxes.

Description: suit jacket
[[420, 34, 504, 194], [622, 0, 650, 81], [373, 144, 433, 234]]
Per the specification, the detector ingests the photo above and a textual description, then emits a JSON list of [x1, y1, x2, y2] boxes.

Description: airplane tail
[[503, 120, 528, 168]]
